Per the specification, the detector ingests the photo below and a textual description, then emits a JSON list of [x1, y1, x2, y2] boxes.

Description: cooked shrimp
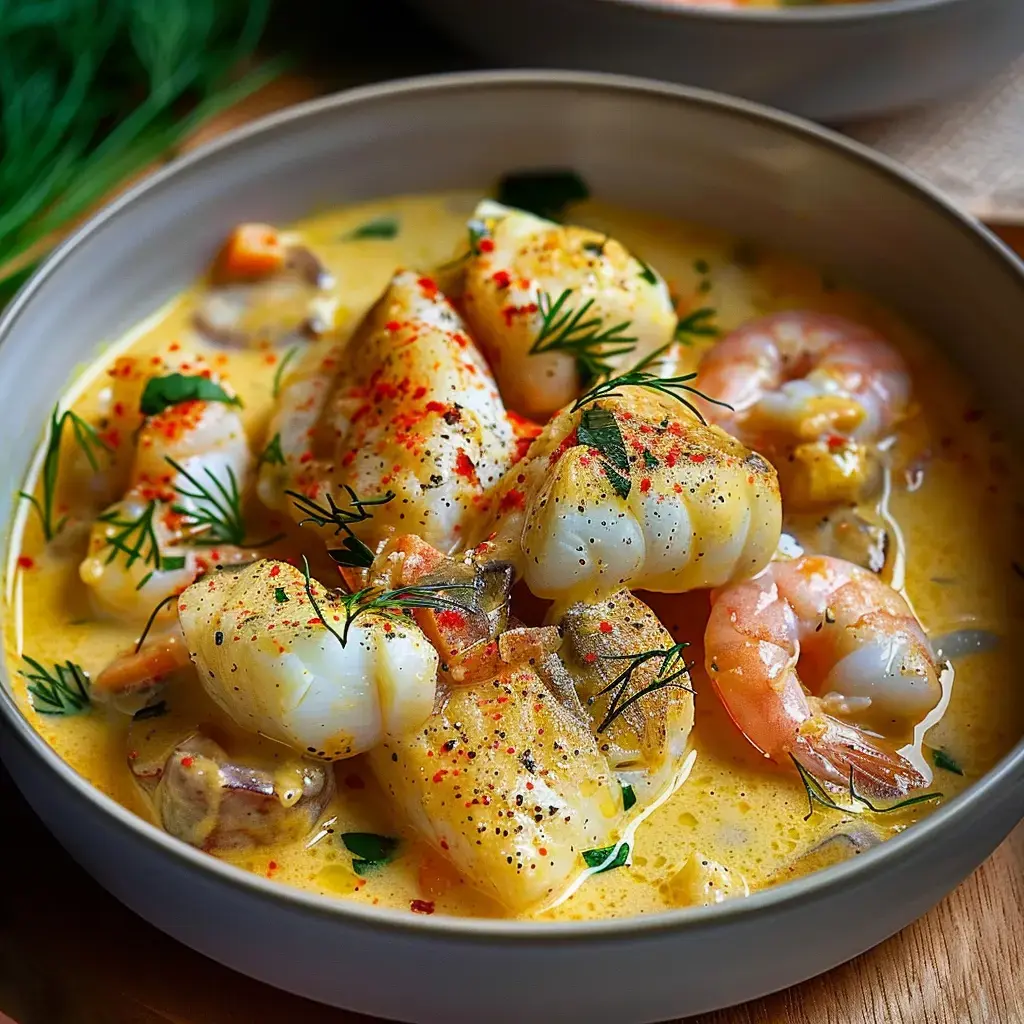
[[258, 269, 517, 556], [472, 388, 780, 605], [694, 312, 912, 507], [79, 391, 253, 620], [458, 200, 677, 420], [704, 554, 941, 799]]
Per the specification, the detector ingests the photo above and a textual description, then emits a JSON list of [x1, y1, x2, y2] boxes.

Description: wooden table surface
[[2, 44, 1023, 1024]]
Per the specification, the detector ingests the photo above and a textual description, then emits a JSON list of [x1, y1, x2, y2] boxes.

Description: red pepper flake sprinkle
[[454, 451, 476, 481], [269, 565, 281, 577], [410, 899, 435, 915], [492, 270, 511, 289], [432, 770, 449, 784], [689, 453, 706, 463], [584, 652, 598, 665], [180, 756, 194, 768], [385, 320, 402, 332], [16, 555, 34, 570], [538, 847, 548, 857], [436, 609, 467, 629], [640, 478, 652, 493], [598, 621, 613, 634], [499, 488, 526, 512], [478, 239, 495, 253], [826, 435, 846, 450]]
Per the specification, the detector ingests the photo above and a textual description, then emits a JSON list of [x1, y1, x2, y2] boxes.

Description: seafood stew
[[7, 178, 1024, 921]]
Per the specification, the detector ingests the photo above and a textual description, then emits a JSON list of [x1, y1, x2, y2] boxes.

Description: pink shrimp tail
[[794, 716, 926, 801]]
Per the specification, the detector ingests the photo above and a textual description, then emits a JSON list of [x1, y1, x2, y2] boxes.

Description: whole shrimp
[[258, 269, 520, 556], [472, 387, 781, 606], [693, 312, 912, 507], [704, 554, 942, 799], [79, 359, 254, 620], [457, 200, 678, 420]]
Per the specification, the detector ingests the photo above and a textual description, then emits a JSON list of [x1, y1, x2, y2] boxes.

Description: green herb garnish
[[582, 843, 630, 873], [274, 586, 289, 604], [572, 344, 730, 423], [531, 288, 637, 384], [96, 500, 161, 587], [139, 373, 241, 417], [576, 406, 632, 499], [342, 216, 399, 241], [20, 405, 112, 541], [287, 486, 395, 569], [20, 657, 90, 715], [166, 457, 246, 546], [674, 306, 719, 344], [637, 259, 658, 286], [341, 832, 399, 874], [932, 749, 964, 776], [272, 346, 300, 399], [592, 643, 692, 733], [257, 432, 286, 468], [791, 756, 943, 821], [0, 0, 282, 297], [496, 169, 589, 221], [621, 783, 637, 812]]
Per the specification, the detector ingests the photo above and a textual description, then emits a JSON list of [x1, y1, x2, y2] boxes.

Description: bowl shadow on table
[[0, 761, 1020, 1024]]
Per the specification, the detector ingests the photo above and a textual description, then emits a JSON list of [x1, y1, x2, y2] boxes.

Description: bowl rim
[[597, 0, 968, 24], [1, 68, 1022, 944]]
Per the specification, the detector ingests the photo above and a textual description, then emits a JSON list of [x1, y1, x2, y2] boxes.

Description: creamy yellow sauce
[[6, 190, 1024, 921]]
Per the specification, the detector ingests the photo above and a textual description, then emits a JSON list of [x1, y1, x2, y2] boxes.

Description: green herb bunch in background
[[0, 0, 284, 303]]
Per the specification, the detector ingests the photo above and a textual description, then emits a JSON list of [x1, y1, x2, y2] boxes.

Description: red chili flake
[[410, 899, 435, 915], [180, 756, 194, 768], [499, 488, 526, 512], [432, 769, 449, 783], [599, 621, 613, 634], [269, 565, 281, 577], [538, 847, 548, 857], [584, 652, 598, 665], [307, 617, 323, 626], [437, 609, 467, 629], [826, 435, 846, 450], [689, 453, 706, 463], [417, 276, 439, 296], [268, 861, 278, 872], [478, 238, 495, 253], [454, 451, 476, 481], [425, 400, 447, 414], [640, 478, 652, 493], [385, 320, 402, 332], [526, 782, 534, 790], [16, 555, 34, 570], [492, 269, 511, 289]]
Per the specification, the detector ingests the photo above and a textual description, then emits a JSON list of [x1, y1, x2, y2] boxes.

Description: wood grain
[[1, 74, 1022, 1024]]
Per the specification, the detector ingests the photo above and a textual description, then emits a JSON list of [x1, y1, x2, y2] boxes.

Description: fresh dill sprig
[[166, 456, 246, 546], [287, 486, 395, 569], [0, 0, 283, 293], [530, 288, 637, 383], [790, 755, 943, 822], [257, 432, 286, 468], [272, 346, 300, 399], [20, 404, 112, 541], [96, 500, 161, 586], [674, 306, 719, 344], [20, 656, 91, 715], [571, 344, 732, 421], [592, 642, 693, 733], [299, 557, 473, 647]]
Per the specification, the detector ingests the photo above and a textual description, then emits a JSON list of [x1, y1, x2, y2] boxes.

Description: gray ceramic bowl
[[406, 0, 1024, 121], [0, 72, 1022, 1024]]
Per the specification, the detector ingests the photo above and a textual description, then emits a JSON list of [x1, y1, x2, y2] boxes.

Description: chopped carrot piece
[[214, 223, 286, 282]]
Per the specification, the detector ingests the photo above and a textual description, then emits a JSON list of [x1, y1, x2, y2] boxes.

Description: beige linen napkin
[[843, 54, 1024, 224]]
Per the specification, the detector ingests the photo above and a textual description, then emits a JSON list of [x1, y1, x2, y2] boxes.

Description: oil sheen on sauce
[[5, 191, 1024, 921]]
